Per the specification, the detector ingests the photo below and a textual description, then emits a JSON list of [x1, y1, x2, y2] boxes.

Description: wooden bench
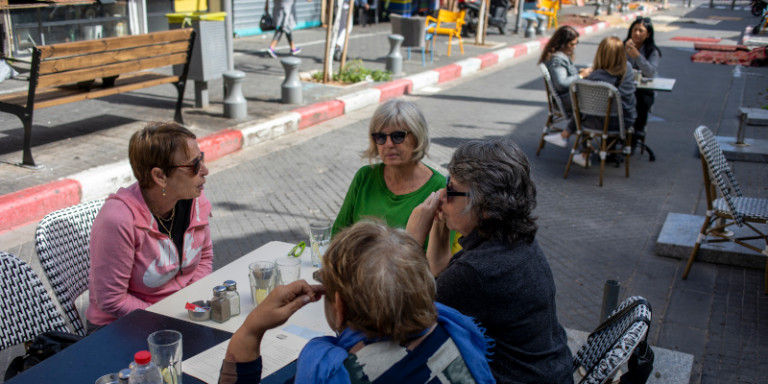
[[0, 28, 196, 168]]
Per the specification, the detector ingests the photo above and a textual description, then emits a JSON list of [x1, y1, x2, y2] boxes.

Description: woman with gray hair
[[407, 138, 573, 383], [333, 98, 452, 248]]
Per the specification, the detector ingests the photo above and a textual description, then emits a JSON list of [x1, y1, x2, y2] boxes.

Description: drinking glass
[[249, 261, 276, 305], [147, 330, 182, 384], [309, 221, 331, 268], [275, 256, 301, 285]]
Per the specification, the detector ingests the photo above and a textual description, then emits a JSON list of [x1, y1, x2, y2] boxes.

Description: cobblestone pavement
[[2, 2, 768, 383]]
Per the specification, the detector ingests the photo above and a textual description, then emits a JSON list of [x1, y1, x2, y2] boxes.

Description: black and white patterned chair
[[685, 126, 768, 292], [573, 296, 652, 384], [536, 63, 570, 156], [35, 200, 104, 336], [565, 79, 632, 187], [0, 252, 69, 350]]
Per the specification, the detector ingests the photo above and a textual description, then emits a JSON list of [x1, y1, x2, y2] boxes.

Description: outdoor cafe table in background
[[636, 77, 676, 92], [6, 309, 232, 384]]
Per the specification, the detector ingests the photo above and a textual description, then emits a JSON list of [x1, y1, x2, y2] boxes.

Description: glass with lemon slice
[[248, 261, 276, 306]]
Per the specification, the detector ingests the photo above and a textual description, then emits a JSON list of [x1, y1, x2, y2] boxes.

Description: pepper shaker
[[211, 285, 231, 323]]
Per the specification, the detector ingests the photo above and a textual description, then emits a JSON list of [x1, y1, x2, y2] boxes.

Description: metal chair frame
[[35, 199, 104, 336], [0, 252, 69, 350], [565, 79, 632, 187], [536, 63, 570, 156], [684, 126, 768, 292], [425, 9, 466, 57]]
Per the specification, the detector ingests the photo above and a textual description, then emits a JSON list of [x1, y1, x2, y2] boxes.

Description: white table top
[[635, 77, 676, 92], [147, 241, 332, 335]]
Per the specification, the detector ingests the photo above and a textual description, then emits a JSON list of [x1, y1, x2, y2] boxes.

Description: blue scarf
[[294, 302, 495, 383]]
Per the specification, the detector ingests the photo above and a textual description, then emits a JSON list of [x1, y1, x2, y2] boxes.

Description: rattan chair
[[35, 200, 104, 336], [536, 63, 569, 156], [565, 79, 632, 187], [685, 126, 768, 292], [573, 296, 652, 384], [0, 252, 69, 350]]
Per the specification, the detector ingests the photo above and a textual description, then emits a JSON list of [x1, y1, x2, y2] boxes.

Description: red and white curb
[[0, 7, 655, 233]]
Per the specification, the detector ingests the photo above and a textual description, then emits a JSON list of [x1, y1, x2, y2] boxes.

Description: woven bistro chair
[[35, 199, 104, 336], [685, 126, 768, 292], [0, 252, 69, 350], [565, 79, 632, 187], [536, 63, 569, 156], [573, 296, 652, 384]]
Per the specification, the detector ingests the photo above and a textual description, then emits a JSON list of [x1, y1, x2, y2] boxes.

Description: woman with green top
[[333, 98, 451, 248]]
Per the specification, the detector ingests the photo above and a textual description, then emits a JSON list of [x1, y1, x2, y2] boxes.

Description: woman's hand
[[625, 39, 640, 59], [225, 281, 324, 363], [406, 190, 442, 245], [578, 67, 593, 79]]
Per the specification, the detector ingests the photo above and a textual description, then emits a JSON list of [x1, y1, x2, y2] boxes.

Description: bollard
[[620, 1, 629, 12], [223, 70, 247, 119], [524, 18, 535, 38], [386, 34, 404, 75], [535, 17, 546, 36], [599, 280, 620, 322], [280, 57, 302, 104], [594, 1, 602, 16]]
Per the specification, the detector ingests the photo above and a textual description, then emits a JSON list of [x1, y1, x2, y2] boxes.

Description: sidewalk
[[0, 3, 655, 233]]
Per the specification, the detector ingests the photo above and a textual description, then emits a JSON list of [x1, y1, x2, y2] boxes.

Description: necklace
[[154, 206, 175, 239]]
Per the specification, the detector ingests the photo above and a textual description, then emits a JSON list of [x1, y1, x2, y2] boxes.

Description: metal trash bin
[[167, 12, 228, 107]]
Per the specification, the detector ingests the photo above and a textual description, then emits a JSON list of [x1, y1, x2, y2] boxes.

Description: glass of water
[[309, 221, 331, 268]]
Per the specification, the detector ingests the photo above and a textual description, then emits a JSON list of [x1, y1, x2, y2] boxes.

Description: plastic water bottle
[[128, 350, 162, 384]]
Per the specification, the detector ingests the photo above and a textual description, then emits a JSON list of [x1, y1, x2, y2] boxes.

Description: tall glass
[[309, 221, 331, 268], [249, 261, 276, 305], [147, 330, 182, 384]]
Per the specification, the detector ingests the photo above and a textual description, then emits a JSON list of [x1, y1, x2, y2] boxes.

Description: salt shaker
[[223, 280, 241, 316], [211, 285, 231, 323]]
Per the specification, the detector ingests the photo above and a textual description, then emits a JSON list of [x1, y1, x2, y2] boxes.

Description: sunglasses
[[635, 16, 651, 24], [371, 131, 410, 145], [171, 152, 205, 175], [446, 176, 469, 199]]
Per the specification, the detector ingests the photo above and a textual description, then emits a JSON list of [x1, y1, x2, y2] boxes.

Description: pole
[[339, 0, 355, 75], [599, 280, 620, 322], [323, 0, 336, 82], [514, 0, 523, 34], [224, 0, 234, 71]]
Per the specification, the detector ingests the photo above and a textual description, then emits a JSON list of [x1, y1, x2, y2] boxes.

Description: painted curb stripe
[[240, 112, 302, 149], [376, 79, 414, 101], [0, 179, 81, 231], [406, 71, 441, 91], [295, 100, 345, 130], [337, 88, 382, 113], [434, 64, 462, 83], [198, 129, 243, 162], [477, 52, 499, 68]]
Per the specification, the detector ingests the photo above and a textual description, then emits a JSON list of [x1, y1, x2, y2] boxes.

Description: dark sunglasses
[[446, 176, 469, 199], [171, 152, 205, 175], [635, 16, 651, 24], [371, 131, 410, 145]]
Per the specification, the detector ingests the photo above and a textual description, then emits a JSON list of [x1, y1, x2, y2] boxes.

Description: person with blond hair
[[544, 36, 637, 166], [538, 25, 593, 116], [221, 221, 495, 383], [87, 122, 213, 332], [333, 98, 454, 249]]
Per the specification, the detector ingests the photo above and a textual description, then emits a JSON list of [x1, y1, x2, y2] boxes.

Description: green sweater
[[333, 163, 452, 248]]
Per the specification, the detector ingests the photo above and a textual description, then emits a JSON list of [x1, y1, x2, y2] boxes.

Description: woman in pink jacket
[[86, 122, 214, 333]]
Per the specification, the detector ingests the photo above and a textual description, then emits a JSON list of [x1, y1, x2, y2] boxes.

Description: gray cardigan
[[587, 66, 637, 129]]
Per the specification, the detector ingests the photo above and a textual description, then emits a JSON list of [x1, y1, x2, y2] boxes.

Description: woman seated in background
[[333, 98, 453, 249], [544, 36, 637, 167], [538, 25, 593, 118], [86, 122, 213, 333], [407, 138, 573, 384], [221, 221, 495, 383], [624, 16, 662, 151]]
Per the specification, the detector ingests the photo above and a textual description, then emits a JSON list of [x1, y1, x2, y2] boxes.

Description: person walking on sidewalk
[[267, 0, 312, 58], [624, 16, 661, 151]]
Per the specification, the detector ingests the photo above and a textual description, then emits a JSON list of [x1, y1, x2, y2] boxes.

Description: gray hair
[[362, 99, 429, 163], [448, 138, 538, 244]]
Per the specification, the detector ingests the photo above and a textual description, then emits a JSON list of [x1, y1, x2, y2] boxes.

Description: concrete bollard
[[535, 17, 546, 36], [599, 280, 620, 322], [223, 70, 247, 120], [281, 57, 302, 105], [524, 18, 535, 38], [386, 34, 404, 75]]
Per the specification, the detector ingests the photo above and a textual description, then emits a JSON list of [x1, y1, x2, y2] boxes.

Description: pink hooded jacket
[[86, 182, 214, 326]]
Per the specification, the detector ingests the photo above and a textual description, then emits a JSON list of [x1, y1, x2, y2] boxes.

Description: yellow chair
[[534, 0, 561, 30], [425, 9, 466, 56]]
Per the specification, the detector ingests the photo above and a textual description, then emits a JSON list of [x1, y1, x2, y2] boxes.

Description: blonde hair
[[129, 122, 196, 189], [362, 99, 429, 164], [322, 221, 437, 343], [593, 36, 628, 78]]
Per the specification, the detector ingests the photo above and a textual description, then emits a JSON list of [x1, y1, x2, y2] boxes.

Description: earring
[[162, 187, 166, 197]]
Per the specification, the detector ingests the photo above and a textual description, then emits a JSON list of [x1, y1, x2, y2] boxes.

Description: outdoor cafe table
[[635, 77, 676, 92], [6, 309, 232, 384], [146, 241, 332, 335]]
